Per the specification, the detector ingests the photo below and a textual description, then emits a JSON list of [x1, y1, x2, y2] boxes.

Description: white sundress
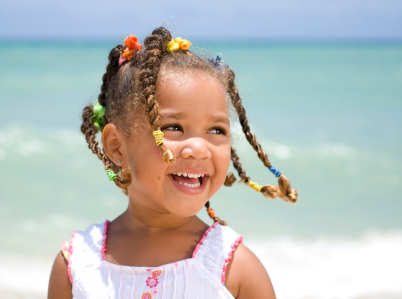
[[62, 220, 243, 299]]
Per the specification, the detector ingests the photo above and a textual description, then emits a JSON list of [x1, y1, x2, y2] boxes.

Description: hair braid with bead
[[205, 201, 227, 226], [139, 27, 175, 164], [81, 45, 132, 194], [226, 69, 297, 203]]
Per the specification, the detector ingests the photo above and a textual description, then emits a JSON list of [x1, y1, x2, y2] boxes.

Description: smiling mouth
[[169, 173, 206, 188]]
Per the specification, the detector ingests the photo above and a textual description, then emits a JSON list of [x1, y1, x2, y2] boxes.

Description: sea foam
[[248, 231, 402, 299]]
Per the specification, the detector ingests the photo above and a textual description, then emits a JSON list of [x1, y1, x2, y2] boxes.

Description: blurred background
[[1, 0, 401, 298]]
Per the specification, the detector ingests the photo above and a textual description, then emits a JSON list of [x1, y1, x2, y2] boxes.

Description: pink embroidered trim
[[67, 230, 77, 284], [221, 235, 244, 285], [100, 220, 110, 260], [192, 222, 219, 258]]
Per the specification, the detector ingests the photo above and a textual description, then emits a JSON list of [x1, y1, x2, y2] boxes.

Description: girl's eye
[[209, 127, 228, 135], [162, 125, 182, 132]]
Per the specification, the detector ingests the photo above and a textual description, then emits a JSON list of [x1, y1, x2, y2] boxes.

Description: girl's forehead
[[158, 68, 223, 86], [156, 70, 229, 118]]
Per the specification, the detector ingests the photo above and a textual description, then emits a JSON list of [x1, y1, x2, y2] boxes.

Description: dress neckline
[[99, 219, 219, 269]]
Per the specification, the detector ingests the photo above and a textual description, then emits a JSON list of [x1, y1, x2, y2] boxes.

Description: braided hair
[[80, 27, 297, 225], [227, 70, 297, 203], [80, 44, 131, 194], [139, 28, 175, 163]]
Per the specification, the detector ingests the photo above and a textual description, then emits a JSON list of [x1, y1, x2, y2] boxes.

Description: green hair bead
[[92, 103, 106, 131], [106, 169, 117, 181]]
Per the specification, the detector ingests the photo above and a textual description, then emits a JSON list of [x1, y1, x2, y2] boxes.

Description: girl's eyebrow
[[160, 112, 183, 119], [212, 115, 230, 125], [161, 112, 229, 124]]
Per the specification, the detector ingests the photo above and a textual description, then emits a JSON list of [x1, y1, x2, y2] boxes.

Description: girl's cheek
[[163, 139, 181, 155]]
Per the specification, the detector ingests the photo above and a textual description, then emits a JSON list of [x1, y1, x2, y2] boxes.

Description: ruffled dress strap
[[192, 222, 243, 285], [60, 220, 109, 284]]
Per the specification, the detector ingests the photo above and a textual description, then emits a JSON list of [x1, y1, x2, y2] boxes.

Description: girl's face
[[123, 70, 231, 217]]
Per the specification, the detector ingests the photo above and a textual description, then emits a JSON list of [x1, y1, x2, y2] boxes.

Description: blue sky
[[1, 0, 401, 40]]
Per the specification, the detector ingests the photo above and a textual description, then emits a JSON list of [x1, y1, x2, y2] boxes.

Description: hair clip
[[106, 169, 117, 181], [209, 56, 228, 71], [268, 165, 282, 178], [92, 103, 106, 130], [121, 35, 142, 61], [247, 181, 262, 192], [153, 130, 164, 146], [166, 37, 191, 53], [207, 207, 216, 219]]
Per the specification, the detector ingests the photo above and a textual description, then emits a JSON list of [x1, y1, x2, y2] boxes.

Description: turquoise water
[[0, 41, 401, 297]]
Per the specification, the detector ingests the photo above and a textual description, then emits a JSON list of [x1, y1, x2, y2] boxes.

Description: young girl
[[48, 27, 297, 299]]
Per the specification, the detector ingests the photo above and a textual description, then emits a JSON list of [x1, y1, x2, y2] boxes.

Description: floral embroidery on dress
[[142, 293, 152, 299], [146, 276, 158, 288], [152, 270, 162, 277], [144, 269, 162, 296]]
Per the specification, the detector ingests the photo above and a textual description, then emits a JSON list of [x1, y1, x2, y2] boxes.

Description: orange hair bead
[[121, 35, 142, 60], [207, 208, 216, 219]]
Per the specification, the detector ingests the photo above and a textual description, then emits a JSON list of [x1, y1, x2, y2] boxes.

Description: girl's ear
[[102, 123, 125, 165]]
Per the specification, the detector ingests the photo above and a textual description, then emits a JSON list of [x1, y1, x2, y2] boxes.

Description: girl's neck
[[119, 201, 196, 231]]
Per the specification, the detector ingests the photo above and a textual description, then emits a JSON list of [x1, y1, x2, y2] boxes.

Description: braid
[[205, 201, 227, 226], [223, 172, 236, 187], [230, 146, 283, 200], [98, 45, 124, 107], [227, 70, 298, 203], [139, 27, 175, 164], [80, 45, 132, 194], [81, 105, 131, 193], [230, 146, 250, 183]]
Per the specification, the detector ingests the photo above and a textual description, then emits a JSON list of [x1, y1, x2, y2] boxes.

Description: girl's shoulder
[[60, 222, 107, 264], [193, 222, 276, 298], [48, 221, 106, 299], [192, 222, 243, 283]]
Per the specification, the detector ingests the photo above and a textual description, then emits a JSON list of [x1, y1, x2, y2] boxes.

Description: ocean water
[[0, 41, 401, 298]]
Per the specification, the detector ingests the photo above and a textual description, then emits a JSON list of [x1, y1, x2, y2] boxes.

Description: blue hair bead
[[208, 55, 228, 71], [268, 165, 282, 178]]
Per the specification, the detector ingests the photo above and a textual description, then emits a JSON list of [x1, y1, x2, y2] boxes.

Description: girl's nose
[[180, 137, 212, 160]]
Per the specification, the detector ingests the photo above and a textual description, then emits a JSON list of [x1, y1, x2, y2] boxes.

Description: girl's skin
[[48, 70, 276, 299]]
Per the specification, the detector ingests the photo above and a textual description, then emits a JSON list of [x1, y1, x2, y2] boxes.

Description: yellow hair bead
[[166, 40, 180, 52], [153, 130, 164, 146], [248, 181, 262, 192], [166, 37, 191, 52]]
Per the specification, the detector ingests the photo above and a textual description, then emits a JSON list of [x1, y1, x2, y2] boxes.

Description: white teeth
[[180, 182, 200, 188], [172, 173, 205, 179]]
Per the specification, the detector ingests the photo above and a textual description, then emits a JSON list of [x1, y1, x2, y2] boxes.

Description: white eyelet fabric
[[68, 220, 243, 299]]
